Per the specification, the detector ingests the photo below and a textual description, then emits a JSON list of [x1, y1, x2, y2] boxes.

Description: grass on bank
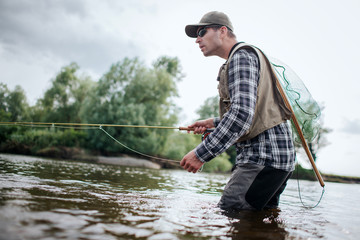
[[1, 127, 359, 184]]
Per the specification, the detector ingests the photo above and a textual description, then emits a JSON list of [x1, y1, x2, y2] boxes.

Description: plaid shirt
[[195, 47, 295, 172]]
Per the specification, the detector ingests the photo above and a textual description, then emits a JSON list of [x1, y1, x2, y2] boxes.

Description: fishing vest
[[218, 43, 292, 142]]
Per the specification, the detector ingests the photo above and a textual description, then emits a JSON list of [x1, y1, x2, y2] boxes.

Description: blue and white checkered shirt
[[195, 47, 296, 172]]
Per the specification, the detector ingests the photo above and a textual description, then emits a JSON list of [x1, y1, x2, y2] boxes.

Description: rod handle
[[178, 127, 194, 131]]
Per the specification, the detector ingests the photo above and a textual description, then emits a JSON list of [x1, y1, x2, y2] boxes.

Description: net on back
[[270, 58, 321, 143]]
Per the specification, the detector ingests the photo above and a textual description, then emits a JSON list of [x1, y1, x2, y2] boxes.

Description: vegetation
[[292, 164, 317, 181], [1, 57, 195, 167], [0, 56, 330, 176]]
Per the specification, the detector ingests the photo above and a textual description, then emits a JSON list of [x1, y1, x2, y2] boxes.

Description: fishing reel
[[202, 129, 214, 141]]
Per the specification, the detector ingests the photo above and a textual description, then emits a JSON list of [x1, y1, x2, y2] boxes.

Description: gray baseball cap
[[185, 11, 234, 38]]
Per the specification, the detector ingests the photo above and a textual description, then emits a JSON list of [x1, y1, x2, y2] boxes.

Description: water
[[1, 153, 359, 240]]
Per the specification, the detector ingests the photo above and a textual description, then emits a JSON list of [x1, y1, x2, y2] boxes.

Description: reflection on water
[[0, 153, 359, 240]]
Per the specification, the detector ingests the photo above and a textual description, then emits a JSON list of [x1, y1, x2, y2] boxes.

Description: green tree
[[0, 83, 30, 144], [37, 62, 95, 123], [153, 56, 184, 80], [0, 83, 10, 121], [0, 83, 29, 121], [0, 84, 11, 144], [7, 85, 30, 122], [81, 56, 182, 155], [196, 96, 219, 119]]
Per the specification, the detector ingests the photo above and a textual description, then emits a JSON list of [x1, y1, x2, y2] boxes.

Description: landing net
[[270, 58, 322, 143]]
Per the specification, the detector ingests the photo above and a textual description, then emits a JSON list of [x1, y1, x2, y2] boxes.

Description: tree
[[7, 85, 30, 122], [0, 83, 30, 144], [196, 96, 219, 119], [153, 56, 184, 80], [0, 83, 10, 121], [0, 84, 11, 143], [37, 62, 94, 123], [81, 56, 182, 155], [0, 83, 30, 121]]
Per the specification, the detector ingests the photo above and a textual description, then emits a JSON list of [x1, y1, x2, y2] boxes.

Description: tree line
[[0, 56, 233, 172], [0, 56, 329, 172]]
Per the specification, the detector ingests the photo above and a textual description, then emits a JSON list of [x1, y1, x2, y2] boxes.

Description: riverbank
[[291, 163, 360, 184], [0, 145, 176, 170], [1, 146, 359, 184]]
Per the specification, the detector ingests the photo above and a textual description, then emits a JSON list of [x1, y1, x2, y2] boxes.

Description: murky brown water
[[1, 153, 359, 240]]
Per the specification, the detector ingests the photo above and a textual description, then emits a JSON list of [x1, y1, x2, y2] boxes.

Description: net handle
[[272, 66, 325, 187]]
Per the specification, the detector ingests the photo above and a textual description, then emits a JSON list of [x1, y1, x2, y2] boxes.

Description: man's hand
[[188, 118, 215, 134], [180, 150, 204, 173]]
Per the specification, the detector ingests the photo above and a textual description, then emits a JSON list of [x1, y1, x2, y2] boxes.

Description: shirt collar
[[228, 42, 244, 59]]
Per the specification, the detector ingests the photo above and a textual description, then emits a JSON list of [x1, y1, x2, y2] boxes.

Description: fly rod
[[0, 122, 194, 131]]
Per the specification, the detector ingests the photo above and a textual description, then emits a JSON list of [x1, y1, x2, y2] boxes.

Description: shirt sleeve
[[195, 49, 260, 162], [213, 117, 220, 127]]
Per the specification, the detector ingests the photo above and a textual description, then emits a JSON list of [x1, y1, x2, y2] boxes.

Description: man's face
[[195, 26, 222, 57]]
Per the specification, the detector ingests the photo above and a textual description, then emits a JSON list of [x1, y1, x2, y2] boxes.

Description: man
[[180, 11, 296, 210]]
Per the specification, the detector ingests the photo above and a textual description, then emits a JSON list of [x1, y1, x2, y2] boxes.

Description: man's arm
[[194, 49, 260, 162], [180, 49, 259, 172]]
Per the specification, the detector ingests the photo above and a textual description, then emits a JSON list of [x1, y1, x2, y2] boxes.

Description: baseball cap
[[185, 11, 234, 38]]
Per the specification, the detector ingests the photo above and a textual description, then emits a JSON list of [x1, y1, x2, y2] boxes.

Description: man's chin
[[203, 52, 213, 57], [201, 50, 211, 57]]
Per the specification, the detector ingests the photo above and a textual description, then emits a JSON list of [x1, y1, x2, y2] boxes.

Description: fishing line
[[98, 125, 179, 164], [99, 126, 204, 171], [295, 165, 325, 208]]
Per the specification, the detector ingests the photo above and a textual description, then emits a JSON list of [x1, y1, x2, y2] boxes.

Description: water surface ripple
[[0, 154, 359, 239]]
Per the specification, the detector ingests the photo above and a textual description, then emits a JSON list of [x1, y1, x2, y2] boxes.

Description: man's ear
[[220, 26, 228, 38]]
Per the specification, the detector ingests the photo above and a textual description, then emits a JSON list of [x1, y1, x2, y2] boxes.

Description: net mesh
[[270, 58, 321, 143]]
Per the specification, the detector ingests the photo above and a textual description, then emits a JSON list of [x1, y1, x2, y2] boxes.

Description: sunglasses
[[197, 25, 223, 38]]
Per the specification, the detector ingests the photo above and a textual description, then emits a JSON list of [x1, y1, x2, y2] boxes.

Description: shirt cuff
[[213, 117, 220, 127], [195, 141, 215, 162]]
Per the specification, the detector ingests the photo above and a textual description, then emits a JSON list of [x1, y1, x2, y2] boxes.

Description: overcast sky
[[1, 0, 360, 177]]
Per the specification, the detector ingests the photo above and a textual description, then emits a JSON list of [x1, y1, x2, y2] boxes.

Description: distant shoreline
[[321, 174, 360, 184], [1, 147, 359, 184]]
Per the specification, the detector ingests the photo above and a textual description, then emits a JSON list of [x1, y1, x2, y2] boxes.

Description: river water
[[0, 153, 359, 240]]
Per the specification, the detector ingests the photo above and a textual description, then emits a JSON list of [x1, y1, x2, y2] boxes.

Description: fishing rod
[[0, 121, 216, 145], [0, 121, 194, 132], [0, 121, 199, 165]]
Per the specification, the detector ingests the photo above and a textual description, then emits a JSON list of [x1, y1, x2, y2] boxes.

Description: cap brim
[[185, 23, 212, 38]]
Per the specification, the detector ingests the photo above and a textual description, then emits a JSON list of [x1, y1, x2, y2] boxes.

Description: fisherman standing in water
[[180, 11, 296, 210]]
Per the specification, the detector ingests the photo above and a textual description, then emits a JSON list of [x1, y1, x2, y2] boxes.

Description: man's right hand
[[188, 118, 215, 134]]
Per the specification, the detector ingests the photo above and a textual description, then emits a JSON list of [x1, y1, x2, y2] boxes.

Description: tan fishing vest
[[218, 43, 292, 142]]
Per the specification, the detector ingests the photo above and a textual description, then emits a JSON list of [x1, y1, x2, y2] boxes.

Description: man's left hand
[[180, 150, 204, 173]]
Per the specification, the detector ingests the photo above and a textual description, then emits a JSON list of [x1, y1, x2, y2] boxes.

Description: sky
[[1, 0, 360, 177]]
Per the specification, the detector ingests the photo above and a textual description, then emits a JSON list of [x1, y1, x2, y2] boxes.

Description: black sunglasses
[[197, 25, 223, 38]]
